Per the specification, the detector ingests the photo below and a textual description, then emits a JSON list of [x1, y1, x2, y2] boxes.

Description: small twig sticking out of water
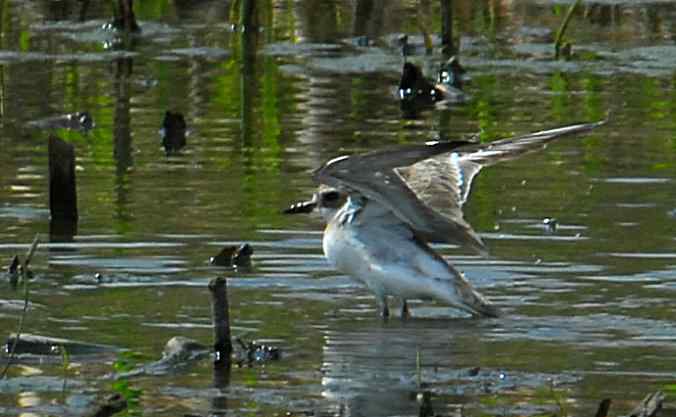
[[7, 255, 20, 287], [416, 348, 422, 389], [1, 235, 39, 379], [549, 379, 569, 417], [554, 0, 581, 60], [208, 277, 232, 367], [61, 344, 70, 400]]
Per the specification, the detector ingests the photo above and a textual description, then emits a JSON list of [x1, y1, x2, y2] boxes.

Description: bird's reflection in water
[[319, 316, 487, 417]]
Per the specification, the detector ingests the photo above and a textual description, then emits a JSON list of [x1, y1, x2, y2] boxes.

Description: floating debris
[[398, 62, 444, 103], [89, 393, 127, 417], [5, 333, 120, 356], [437, 56, 466, 90], [416, 390, 435, 417], [351, 35, 372, 47], [232, 243, 253, 268], [209, 243, 253, 268], [398, 59, 468, 118], [235, 337, 280, 367], [26, 111, 95, 132], [543, 217, 558, 233], [110, 337, 209, 379]]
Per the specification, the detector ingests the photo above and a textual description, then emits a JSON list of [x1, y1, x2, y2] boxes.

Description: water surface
[[0, 1, 675, 416]]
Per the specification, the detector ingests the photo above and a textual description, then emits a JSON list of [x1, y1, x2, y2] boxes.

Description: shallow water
[[0, 1, 675, 416]]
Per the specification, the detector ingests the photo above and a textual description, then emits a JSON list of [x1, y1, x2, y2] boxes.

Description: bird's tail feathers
[[454, 273, 500, 318]]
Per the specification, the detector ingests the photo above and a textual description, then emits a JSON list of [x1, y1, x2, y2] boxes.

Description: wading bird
[[284, 120, 605, 318]]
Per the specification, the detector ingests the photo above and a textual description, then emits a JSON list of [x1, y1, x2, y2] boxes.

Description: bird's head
[[283, 186, 347, 223]]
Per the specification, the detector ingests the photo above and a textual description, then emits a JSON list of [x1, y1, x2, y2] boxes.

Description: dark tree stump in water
[[48, 135, 78, 223], [160, 111, 187, 155], [208, 277, 232, 367]]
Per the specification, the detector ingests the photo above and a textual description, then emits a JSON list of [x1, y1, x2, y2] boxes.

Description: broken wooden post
[[440, 0, 455, 56], [208, 277, 232, 366], [49, 135, 77, 222], [48, 135, 78, 239]]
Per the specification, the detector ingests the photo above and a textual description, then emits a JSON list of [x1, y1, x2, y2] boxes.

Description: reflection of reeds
[[416, 0, 433, 54], [440, 0, 455, 56]]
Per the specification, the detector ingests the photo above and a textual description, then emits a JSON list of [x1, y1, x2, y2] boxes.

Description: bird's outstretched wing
[[314, 119, 606, 255], [313, 140, 487, 254], [398, 119, 607, 234]]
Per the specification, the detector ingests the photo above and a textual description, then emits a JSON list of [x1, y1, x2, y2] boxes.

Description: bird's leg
[[401, 299, 410, 319]]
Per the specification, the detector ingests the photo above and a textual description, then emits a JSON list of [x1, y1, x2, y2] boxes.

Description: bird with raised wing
[[284, 120, 606, 318]]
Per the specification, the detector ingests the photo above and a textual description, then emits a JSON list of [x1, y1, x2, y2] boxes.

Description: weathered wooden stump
[[208, 277, 232, 367]]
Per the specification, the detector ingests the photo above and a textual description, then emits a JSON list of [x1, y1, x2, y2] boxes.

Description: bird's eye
[[323, 191, 340, 202]]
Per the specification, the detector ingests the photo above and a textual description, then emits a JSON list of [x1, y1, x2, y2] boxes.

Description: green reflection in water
[[135, 0, 170, 20], [581, 73, 604, 121], [549, 71, 569, 123]]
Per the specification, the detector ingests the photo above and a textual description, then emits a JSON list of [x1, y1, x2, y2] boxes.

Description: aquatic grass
[[61, 344, 71, 399], [0, 235, 39, 379], [112, 351, 144, 416], [554, 0, 582, 60], [535, 381, 570, 417], [663, 383, 676, 400]]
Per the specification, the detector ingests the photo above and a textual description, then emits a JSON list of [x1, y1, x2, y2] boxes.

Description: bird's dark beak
[[283, 199, 316, 214]]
